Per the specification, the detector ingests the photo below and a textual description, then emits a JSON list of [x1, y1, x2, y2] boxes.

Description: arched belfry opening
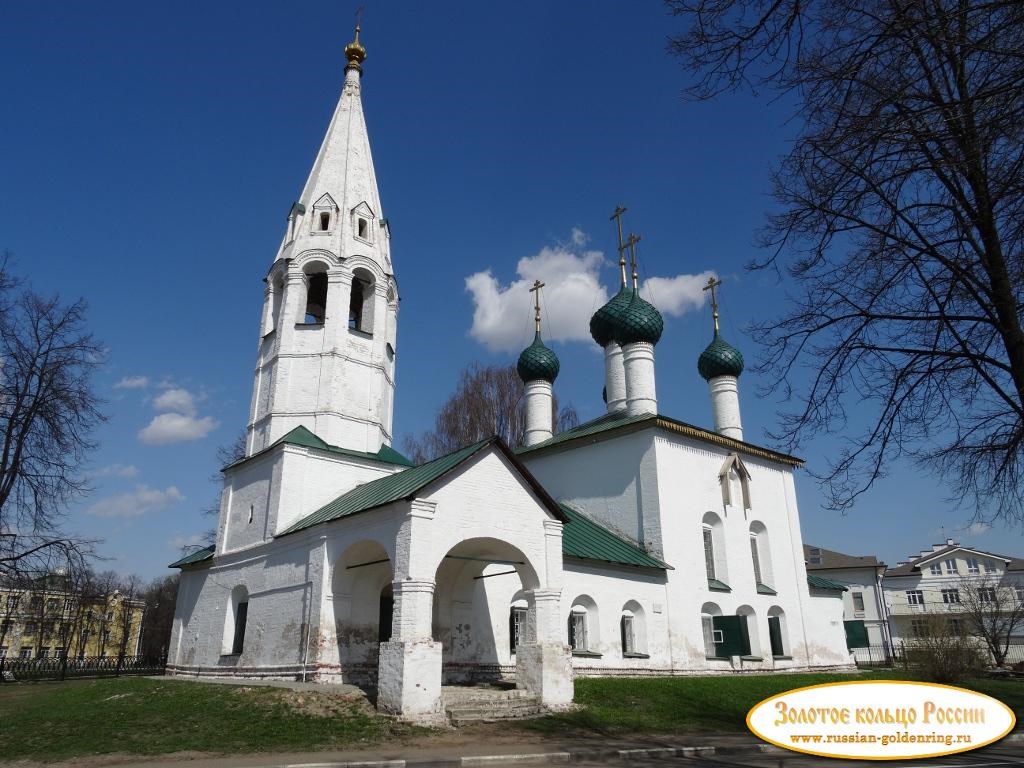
[[303, 262, 329, 324], [349, 267, 376, 333]]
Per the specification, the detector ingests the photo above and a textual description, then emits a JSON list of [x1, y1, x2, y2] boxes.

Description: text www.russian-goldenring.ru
[[790, 732, 973, 747]]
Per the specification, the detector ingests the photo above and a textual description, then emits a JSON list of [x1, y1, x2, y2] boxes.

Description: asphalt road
[[561, 743, 1024, 768]]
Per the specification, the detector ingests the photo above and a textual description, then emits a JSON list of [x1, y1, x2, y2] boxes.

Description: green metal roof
[[756, 582, 778, 595], [807, 573, 848, 592], [708, 578, 732, 592], [279, 437, 567, 537], [168, 545, 215, 569], [560, 504, 670, 570], [617, 290, 664, 346], [590, 285, 634, 347], [226, 425, 413, 472], [517, 409, 803, 466]]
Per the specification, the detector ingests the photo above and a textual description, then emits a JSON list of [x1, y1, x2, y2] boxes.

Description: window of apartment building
[[985, 560, 998, 573], [105, 611, 113, 622], [907, 590, 924, 605], [101, 630, 111, 644], [28, 596, 41, 609], [978, 587, 997, 604], [0, 620, 11, 633], [948, 618, 964, 636], [1016, 586, 1024, 604], [19, 647, 31, 659], [929, 563, 942, 575], [941, 588, 960, 604], [46, 598, 57, 612], [38, 647, 49, 659], [966, 557, 980, 574], [55, 648, 66, 659], [6, 596, 18, 611], [945, 559, 958, 574], [852, 592, 865, 614], [808, 547, 822, 565], [24, 621, 37, 635], [911, 618, 930, 638], [63, 599, 73, 612]]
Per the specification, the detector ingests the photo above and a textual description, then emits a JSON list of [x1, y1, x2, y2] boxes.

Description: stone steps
[[442, 686, 543, 725]]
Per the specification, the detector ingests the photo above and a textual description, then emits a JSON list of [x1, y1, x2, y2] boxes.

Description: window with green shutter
[[712, 615, 751, 657]]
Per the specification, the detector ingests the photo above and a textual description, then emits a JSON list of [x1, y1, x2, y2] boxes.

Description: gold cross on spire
[[703, 275, 723, 332], [626, 233, 641, 289], [610, 206, 630, 287], [529, 279, 545, 334]]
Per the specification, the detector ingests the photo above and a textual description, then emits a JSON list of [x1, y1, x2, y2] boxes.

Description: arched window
[[702, 511, 729, 589], [736, 604, 760, 658], [223, 586, 248, 655], [767, 606, 788, 658], [349, 267, 376, 334], [620, 600, 647, 657], [700, 602, 723, 659], [509, 598, 528, 655], [303, 263, 328, 324], [749, 521, 775, 591], [567, 595, 599, 654]]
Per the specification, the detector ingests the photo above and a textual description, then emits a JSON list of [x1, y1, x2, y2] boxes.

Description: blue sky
[[1, 1, 1016, 580]]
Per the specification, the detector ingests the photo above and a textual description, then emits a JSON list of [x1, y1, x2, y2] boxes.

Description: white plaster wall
[[521, 431, 661, 557], [218, 444, 402, 554]]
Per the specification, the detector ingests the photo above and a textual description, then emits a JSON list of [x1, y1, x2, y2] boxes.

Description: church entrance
[[431, 537, 540, 686], [330, 540, 393, 686]]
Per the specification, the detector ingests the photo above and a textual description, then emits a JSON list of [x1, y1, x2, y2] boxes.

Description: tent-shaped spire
[[276, 24, 391, 275]]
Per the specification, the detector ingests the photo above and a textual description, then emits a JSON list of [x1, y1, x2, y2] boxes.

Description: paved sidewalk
[[75, 733, 778, 768]]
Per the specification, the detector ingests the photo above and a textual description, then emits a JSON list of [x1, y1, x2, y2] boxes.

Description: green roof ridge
[[168, 544, 215, 569], [560, 503, 669, 570], [807, 573, 848, 592], [225, 425, 413, 471], [278, 438, 494, 536]]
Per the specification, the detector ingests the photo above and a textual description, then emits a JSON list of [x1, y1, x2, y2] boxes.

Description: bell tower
[[247, 25, 399, 456]]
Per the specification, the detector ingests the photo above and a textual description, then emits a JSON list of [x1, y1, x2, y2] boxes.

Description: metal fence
[[0, 654, 166, 682], [852, 643, 1024, 669]]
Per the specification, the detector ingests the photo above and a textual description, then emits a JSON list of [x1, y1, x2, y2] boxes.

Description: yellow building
[[0, 577, 145, 661]]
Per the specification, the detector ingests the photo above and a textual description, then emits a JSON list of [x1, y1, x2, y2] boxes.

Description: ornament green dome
[[517, 332, 560, 383], [589, 285, 634, 347], [617, 290, 664, 346], [698, 331, 744, 380]]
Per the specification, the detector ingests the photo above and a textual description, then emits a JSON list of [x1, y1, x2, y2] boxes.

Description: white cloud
[[465, 231, 714, 353], [967, 522, 991, 536], [95, 463, 139, 479], [114, 376, 149, 390], [168, 533, 208, 552], [139, 413, 219, 445], [86, 485, 184, 518], [152, 387, 198, 416]]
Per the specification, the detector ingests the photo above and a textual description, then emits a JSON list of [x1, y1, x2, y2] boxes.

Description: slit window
[[703, 526, 716, 581], [319, 212, 330, 231], [620, 613, 635, 654], [509, 606, 526, 654], [231, 602, 248, 654], [568, 609, 587, 651], [358, 217, 368, 239]]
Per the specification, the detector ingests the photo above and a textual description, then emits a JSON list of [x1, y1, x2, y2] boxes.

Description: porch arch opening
[[331, 539, 393, 684]]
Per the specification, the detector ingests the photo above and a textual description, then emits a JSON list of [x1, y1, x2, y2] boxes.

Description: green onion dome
[[589, 285, 633, 347], [517, 332, 560, 383], [617, 290, 664, 346], [697, 331, 745, 380]]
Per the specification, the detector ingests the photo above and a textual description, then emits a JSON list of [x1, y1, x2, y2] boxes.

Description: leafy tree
[[954, 574, 1024, 668], [666, 0, 1024, 520], [0, 254, 104, 576], [403, 363, 578, 463]]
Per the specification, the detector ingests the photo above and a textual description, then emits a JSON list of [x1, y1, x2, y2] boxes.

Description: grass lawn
[[0, 677, 420, 762], [1, 672, 1021, 762], [520, 672, 1024, 736]]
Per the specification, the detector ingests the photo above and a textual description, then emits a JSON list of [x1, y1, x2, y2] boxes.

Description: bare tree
[[666, 1, 1024, 520], [195, 429, 249, 547], [139, 573, 178, 660], [403, 363, 579, 463], [113, 574, 143, 675], [954, 574, 1024, 668], [0, 254, 104, 575]]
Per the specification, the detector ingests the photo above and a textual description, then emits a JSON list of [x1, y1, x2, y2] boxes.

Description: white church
[[167, 28, 854, 722]]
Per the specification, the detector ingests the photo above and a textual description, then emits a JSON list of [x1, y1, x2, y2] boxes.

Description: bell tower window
[[310, 193, 337, 235], [349, 267, 376, 334], [303, 267, 328, 325], [319, 212, 331, 231], [351, 202, 375, 244]]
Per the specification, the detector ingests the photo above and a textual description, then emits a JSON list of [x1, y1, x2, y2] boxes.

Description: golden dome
[[345, 24, 367, 69]]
